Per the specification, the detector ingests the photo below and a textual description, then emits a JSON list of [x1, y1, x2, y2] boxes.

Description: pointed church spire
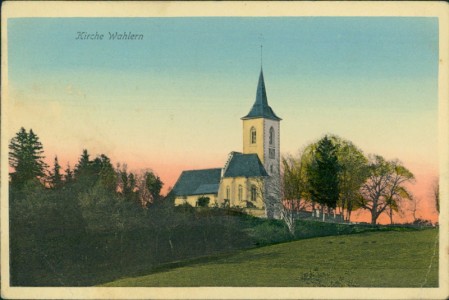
[[241, 68, 281, 121], [256, 68, 269, 108]]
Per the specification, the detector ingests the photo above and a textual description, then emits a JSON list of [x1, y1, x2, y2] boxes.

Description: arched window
[[238, 185, 243, 201], [269, 127, 274, 145], [226, 186, 230, 200], [251, 185, 257, 201], [250, 127, 256, 144]]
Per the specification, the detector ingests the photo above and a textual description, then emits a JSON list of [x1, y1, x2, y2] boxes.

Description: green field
[[102, 229, 439, 287]]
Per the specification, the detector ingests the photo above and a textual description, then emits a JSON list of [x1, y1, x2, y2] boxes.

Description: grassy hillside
[[102, 229, 439, 287], [10, 195, 436, 287]]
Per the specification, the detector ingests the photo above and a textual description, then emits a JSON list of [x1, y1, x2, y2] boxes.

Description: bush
[[412, 218, 433, 226], [10, 183, 86, 286], [248, 220, 291, 246], [197, 196, 210, 207]]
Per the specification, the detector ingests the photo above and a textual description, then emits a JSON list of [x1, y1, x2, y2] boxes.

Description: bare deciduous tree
[[409, 196, 421, 223], [253, 162, 299, 235], [358, 155, 414, 224], [432, 177, 439, 213], [280, 153, 310, 235]]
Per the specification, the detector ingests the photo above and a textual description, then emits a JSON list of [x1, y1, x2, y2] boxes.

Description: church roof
[[241, 69, 282, 121], [193, 183, 220, 195], [223, 152, 268, 178], [172, 168, 222, 196]]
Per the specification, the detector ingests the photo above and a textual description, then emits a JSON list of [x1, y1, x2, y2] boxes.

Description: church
[[172, 68, 282, 218]]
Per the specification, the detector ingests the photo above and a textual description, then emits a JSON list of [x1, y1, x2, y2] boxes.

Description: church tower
[[241, 68, 282, 218]]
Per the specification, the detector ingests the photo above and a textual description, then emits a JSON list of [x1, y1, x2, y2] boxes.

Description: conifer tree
[[307, 135, 340, 219], [96, 154, 117, 191], [64, 163, 74, 184], [74, 149, 91, 179], [9, 127, 48, 188], [74, 150, 117, 191], [50, 156, 63, 189]]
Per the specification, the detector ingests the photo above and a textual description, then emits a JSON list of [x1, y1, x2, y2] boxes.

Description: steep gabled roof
[[223, 152, 268, 178], [241, 69, 281, 121], [172, 168, 222, 196]]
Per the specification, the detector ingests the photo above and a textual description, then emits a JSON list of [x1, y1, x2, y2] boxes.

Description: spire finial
[[259, 33, 264, 69]]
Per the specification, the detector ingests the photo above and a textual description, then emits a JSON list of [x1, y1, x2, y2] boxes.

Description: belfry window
[[238, 185, 243, 201], [269, 148, 275, 159], [269, 127, 274, 145], [250, 127, 256, 144]]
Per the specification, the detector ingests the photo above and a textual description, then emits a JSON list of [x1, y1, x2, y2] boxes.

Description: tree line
[[9, 127, 163, 203], [281, 134, 420, 227]]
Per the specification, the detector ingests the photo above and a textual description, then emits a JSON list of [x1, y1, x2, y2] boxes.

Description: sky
[[6, 17, 439, 223]]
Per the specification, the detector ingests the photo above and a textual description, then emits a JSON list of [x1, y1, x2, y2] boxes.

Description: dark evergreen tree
[[96, 154, 117, 191], [72, 149, 96, 190], [50, 156, 63, 189], [307, 135, 340, 217], [74, 150, 117, 191], [64, 162, 74, 184], [74, 149, 91, 179], [120, 166, 130, 194], [145, 171, 163, 203], [9, 127, 48, 188], [118, 164, 139, 202]]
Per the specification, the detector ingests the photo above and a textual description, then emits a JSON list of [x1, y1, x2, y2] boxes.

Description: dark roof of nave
[[193, 183, 220, 195], [241, 69, 282, 121], [223, 152, 268, 178], [172, 168, 221, 196]]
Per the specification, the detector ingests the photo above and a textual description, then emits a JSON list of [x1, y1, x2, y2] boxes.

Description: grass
[[101, 229, 439, 287]]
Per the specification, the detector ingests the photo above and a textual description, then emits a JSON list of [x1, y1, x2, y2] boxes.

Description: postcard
[[1, 1, 448, 299]]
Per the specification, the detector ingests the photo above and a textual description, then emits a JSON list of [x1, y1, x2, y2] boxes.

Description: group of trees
[[281, 134, 416, 226], [8, 128, 172, 285], [9, 128, 164, 205]]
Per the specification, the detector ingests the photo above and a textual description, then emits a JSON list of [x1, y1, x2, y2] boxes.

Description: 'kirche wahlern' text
[[76, 31, 144, 40]]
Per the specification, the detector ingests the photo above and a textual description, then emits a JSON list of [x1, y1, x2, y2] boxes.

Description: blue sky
[[7, 17, 439, 191]]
